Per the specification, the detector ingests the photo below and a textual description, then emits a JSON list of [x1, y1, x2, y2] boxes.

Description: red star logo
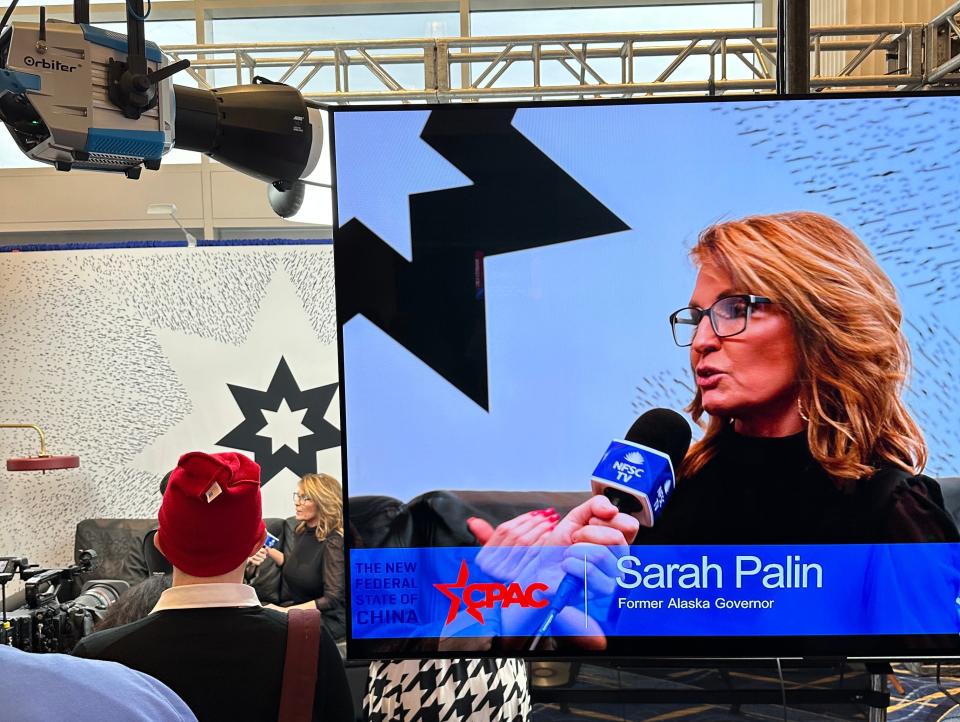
[[434, 560, 482, 624]]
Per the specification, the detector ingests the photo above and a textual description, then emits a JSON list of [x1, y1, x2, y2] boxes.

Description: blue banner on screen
[[351, 544, 960, 639]]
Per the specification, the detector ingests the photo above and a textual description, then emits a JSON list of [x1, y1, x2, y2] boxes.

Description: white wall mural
[[0, 243, 339, 586]]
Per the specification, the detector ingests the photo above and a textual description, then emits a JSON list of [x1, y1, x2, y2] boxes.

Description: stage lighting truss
[[155, 19, 945, 105]]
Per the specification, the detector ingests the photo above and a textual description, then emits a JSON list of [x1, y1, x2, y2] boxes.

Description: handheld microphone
[[529, 408, 692, 648]]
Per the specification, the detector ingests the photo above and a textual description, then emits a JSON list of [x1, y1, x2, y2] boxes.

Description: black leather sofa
[[70, 478, 960, 588]]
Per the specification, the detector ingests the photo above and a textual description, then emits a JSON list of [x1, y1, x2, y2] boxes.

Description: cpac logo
[[612, 450, 645, 483], [434, 560, 549, 624]]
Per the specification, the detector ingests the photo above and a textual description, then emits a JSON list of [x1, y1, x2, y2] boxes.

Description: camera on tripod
[[1, 549, 129, 653]]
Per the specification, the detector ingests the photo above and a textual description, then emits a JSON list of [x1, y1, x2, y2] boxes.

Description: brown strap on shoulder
[[278, 608, 322, 722]]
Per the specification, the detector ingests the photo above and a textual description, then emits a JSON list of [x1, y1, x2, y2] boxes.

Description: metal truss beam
[[162, 23, 929, 103], [925, 0, 960, 85]]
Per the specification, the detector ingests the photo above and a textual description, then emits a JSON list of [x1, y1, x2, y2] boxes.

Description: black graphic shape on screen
[[217, 357, 340, 483], [336, 106, 629, 410]]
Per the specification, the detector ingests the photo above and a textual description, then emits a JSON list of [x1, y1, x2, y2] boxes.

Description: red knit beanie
[[156, 451, 266, 577]]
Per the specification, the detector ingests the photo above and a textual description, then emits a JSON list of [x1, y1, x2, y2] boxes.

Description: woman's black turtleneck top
[[641, 426, 959, 545]]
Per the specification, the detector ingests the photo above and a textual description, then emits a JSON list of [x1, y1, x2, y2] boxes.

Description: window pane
[[99, 20, 196, 48], [0, 133, 46, 169], [207, 13, 458, 92], [471, 5, 755, 35], [469, 4, 757, 91], [209, 13, 459, 44]]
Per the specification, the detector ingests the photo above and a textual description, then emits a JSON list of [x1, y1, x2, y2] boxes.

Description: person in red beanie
[[73, 451, 354, 722]]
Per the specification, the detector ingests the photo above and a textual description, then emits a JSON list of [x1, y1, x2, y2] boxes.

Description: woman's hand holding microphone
[[247, 531, 284, 567], [464, 495, 639, 649]]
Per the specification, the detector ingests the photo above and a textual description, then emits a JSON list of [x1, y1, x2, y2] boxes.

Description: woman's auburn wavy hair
[[681, 211, 926, 490], [296, 472, 344, 540]]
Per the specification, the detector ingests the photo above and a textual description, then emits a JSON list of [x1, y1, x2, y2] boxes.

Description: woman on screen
[[655, 211, 958, 544], [461, 211, 958, 652]]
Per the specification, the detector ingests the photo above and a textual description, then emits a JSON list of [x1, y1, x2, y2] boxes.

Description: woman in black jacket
[[248, 473, 346, 639]]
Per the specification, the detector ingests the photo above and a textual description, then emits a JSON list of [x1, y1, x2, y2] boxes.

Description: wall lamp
[[1, 424, 80, 471], [146, 203, 198, 247]]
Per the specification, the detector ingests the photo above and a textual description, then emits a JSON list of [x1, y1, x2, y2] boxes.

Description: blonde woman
[[655, 211, 958, 544], [249, 473, 345, 638]]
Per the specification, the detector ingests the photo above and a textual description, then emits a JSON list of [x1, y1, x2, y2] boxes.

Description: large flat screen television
[[331, 91, 960, 660]]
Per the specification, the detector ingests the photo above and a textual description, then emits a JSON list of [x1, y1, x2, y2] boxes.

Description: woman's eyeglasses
[[293, 492, 314, 504], [669, 295, 772, 347]]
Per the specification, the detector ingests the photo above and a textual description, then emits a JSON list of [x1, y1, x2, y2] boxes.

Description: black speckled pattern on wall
[[0, 246, 337, 591]]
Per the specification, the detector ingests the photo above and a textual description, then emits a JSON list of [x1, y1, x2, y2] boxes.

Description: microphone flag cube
[[590, 440, 676, 527]]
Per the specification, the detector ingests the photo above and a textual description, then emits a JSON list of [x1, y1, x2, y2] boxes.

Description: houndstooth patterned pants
[[364, 658, 530, 722]]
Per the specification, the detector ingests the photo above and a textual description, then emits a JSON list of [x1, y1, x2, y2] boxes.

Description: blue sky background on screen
[[335, 95, 960, 499], [334, 111, 472, 261]]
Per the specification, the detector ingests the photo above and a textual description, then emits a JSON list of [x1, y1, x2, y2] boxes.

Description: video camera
[[1, 549, 128, 653]]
